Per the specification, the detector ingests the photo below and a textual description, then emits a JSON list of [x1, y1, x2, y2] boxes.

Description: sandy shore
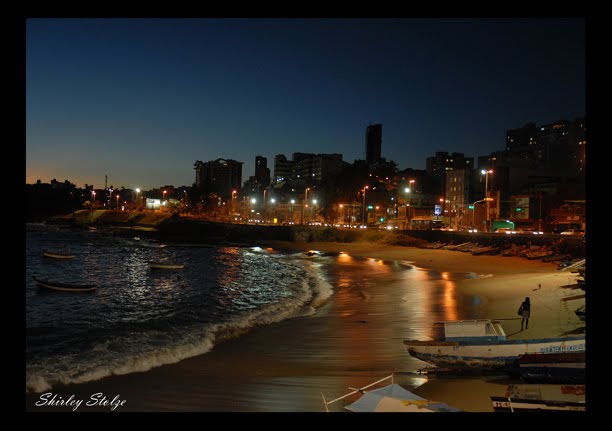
[[266, 241, 585, 340], [26, 241, 585, 412]]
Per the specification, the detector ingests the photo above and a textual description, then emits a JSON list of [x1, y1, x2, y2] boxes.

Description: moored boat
[[321, 374, 462, 412], [490, 384, 585, 412], [42, 249, 75, 259], [513, 351, 585, 383], [403, 319, 585, 370], [149, 262, 185, 270], [32, 276, 96, 292]]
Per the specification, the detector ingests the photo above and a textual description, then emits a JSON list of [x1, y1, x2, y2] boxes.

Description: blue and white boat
[[490, 384, 585, 412], [514, 351, 585, 383], [403, 319, 585, 370]]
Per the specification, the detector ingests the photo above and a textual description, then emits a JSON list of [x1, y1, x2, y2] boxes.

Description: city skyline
[[26, 18, 585, 190]]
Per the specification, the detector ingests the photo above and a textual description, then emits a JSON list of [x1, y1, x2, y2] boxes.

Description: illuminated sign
[[146, 199, 161, 210]]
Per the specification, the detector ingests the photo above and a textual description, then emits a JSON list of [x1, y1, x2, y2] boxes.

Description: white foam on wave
[[26, 255, 335, 393], [26, 329, 217, 393]]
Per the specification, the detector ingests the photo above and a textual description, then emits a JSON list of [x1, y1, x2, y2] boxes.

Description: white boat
[[403, 319, 585, 370], [149, 262, 184, 270], [321, 375, 461, 412], [490, 384, 585, 412]]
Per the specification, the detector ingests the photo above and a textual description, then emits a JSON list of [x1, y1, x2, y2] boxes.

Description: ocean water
[[26, 223, 483, 397], [26, 224, 333, 393]]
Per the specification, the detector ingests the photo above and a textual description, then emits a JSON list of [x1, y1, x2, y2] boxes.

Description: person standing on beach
[[518, 297, 531, 330]]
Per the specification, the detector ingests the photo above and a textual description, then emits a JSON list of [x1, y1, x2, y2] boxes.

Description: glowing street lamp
[[135, 188, 140, 209], [471, 198, 494, 227], [405, 179, 415, 226], [91, 190, 96, 204], [231, 190, 237, 218], [311, 199, 318, 223], [481, 169, 494, 231], [362, 186, 369, 226], [116, 193, 120, 208], [302, 188, 311, 225], [289, 199, 295, 222]]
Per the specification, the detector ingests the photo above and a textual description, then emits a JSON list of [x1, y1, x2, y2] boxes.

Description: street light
[[290, 199, 295, 223], [163, 190, 167, 204], [481, 170, 494, 231], [116, 193, 120, 209], [92, 190, 96, 205], [302, 188, 310, 225], [135, 188, 140, 210], [471, 198, 494, 227], [231, 190, 237, 219], [362, 186, 369, 226], [404, 179, 415, 228]]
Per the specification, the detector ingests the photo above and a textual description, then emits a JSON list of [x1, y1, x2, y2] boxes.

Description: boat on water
[[321, 374, 461, 412], [403, 319, 585, 370], [490, 384, 585, 412], [513, 351, 585, 383], [32, 276, 96, 292], [149, 262, 185, 270], [42, 249, 75, 259]]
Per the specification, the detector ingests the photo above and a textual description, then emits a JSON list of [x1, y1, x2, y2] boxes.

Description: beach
[[25, 240, 585, 412]]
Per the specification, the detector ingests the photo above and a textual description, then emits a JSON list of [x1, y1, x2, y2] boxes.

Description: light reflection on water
[[26, 224, 326, 392], [26, 224, 486, 395]]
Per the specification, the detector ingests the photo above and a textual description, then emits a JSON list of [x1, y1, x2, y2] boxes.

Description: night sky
[[26, 18, 585, 190]]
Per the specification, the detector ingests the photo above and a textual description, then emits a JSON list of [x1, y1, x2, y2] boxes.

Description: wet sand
[[26, 241, 584, 412]]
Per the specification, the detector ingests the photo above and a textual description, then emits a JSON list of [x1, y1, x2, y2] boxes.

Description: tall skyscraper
[[255, 155, 270, 187], [273, 154, 293, 184], [365, 124, 382, 164], [193, 158, 243, 199]]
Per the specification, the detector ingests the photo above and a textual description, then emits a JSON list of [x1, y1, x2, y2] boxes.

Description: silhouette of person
[[519, 297, 531, 330]]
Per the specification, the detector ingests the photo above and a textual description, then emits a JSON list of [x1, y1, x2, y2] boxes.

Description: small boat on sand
[[513, 351, 585, 383], [321, 374, 462, 412], [42, 249, 75, 259], [32, 276, 96, 292], [149, 262, 184, 270], [490, 384, 585, 412], [403, 319, 585, 370]]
